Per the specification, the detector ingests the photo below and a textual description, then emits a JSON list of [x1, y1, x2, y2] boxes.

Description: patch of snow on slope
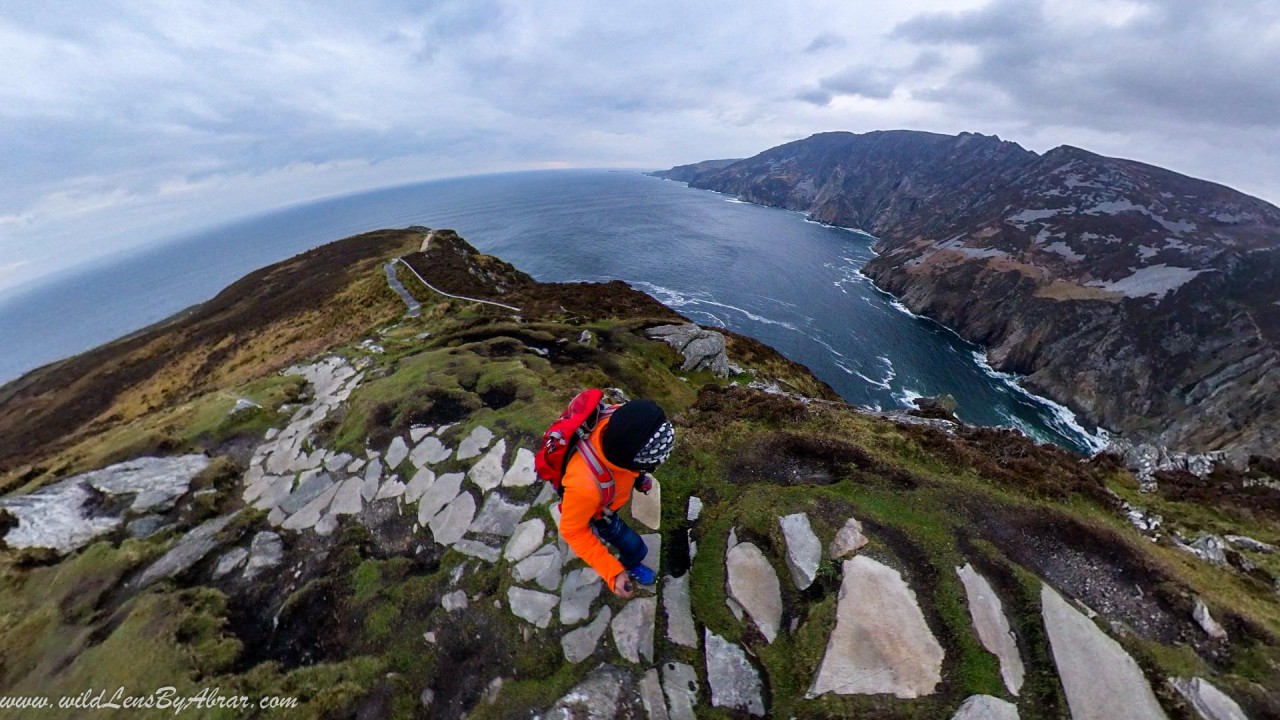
[[1088, 264, 1209, 299]]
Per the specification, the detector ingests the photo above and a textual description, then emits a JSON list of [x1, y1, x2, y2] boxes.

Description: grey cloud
[[805, 33, 846, 53], [819, 67, 898, 100], [795, 88, 833, 106]]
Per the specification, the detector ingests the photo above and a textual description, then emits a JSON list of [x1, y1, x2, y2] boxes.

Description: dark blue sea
[[0, 170, 1106, 453]]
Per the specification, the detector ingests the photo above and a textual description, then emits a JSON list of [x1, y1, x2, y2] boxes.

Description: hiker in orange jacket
[[558, 399, 675, 598]]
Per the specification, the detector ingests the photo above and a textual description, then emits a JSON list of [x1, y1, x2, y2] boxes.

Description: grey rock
[[278, 473, 334, 515], [410, 425, 434, 442], [726, 542, 782, 643], [951, 695, 1021, 720], [1193, 598, 1228, 641], [456, 425, 495, 461], [504, 519, 546, 562], [419, 688, 434, 708], [811, 556, 945, 698], [829, 516, 869, 559], [663, 573, 698, 648], [502, 448, 538, 487], [404, 467, 436, 503], [267, 507, 286, 526], [560, 567, 603, 625], [469, 493, 529, 537], [704, 629, 765, 716], [363, 458, 383, 484], [1040, 584, 1168, 720], [375, 476, 406, 500], [232, 397, 262, 414], [213, 548, 249, 579], [252, 475, 294, 511], [126, 515, 171, 539], [641, 533, 661, 577], [135, 512, 241, 588], [416, 472, 464, 525], [534, 482, 559, 506], [411, 436, 451, 467], [561, 607, 612, 664], [611, 597, 656, 663], [515, 543, 562, 584], [542, 663, 626, 718], [645, 324, 732, 376], [329, 476, 364, 515], [314, 513, 338, 536], [662, 661, 699, 720], [468, 439, 508, 493], [324, 452, 353, 473], [641, 668, 669, 720], [453, 539, 502, 563], [508, 585, 559, 628], [686, 496, 703, 522], [665, 571, 696, 645], [631, 475, 662, 530], [780, 512, 822, 590], [359, 474, 379, 503], [1190, 535, 1230, 566], [429, 491, 476, 546], [957, 563, 1025, 695], [281, 482, 341, 531], [1168, 677, 1248, 720], [245, 531, 283, 579], [442, 589, 469, 612], [1225, 534, 1276, 554], [385, 436, 410, 470], [346, 457, 366, 473]]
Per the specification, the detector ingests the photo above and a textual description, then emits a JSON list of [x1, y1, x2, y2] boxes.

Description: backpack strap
[[575, 401, 619, 512]]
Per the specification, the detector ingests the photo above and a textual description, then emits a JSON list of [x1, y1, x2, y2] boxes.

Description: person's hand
[[635, 473, 653, 494], [612, 571, 635, 598]]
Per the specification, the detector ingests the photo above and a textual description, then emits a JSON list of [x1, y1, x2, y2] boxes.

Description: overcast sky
[[3, 0, 1278, 294]]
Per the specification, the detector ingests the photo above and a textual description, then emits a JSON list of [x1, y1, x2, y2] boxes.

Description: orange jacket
[[557, 415, 639, 591]]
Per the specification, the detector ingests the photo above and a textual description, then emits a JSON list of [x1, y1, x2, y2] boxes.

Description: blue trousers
[[591, 513, 647, 570]]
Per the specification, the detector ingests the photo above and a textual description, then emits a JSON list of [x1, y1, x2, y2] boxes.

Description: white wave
[[853, 370, 891, 390], [627, 280, 799, 332], [725, 198, 749, 204], [687, 297, 800, 331], [894, 387, 925, 408], [878, 356, 897, 383], [971, 350, 1110, 453], [812, 336, 851, 361]]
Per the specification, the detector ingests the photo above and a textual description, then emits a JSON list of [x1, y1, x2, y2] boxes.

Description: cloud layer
[[2, 0, 1277, 293]]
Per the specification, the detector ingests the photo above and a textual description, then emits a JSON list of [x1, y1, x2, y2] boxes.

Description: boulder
[[779, 512, 822, 590], [704, 630, 765, 716], [1040, 584, 1167, 720], [631, 475, 662, 530], [1193, 598, 1228, 641], [611, 597, 656, 663], [1168, 677, 1248, 720], [829, 516, 868, 559], [502, 448, 538, 487], [810, 556, 944, 698], [508, 586, 559, 629], [504, 519, 546, 562], [726, 542, 783, 642], [951, 695, 1020, 720], [468, 439, 507, 493], [663, 573, 698, 648], [957, 563, 1025, 695], [645, 324, 732, 376], [561, 606, 612, 664], [662, 661, 700, 720]]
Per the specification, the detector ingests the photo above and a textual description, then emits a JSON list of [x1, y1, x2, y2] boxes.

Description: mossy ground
[[0, 229, 1276, 718]]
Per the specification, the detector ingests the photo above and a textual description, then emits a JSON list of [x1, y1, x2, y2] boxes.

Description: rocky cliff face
[[658, 131, 1280, 460]]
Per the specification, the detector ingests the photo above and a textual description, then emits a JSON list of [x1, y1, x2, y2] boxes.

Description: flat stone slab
[[508, 585, 559, 629], [468, 439, 508, 493], [1041, 584, 1168, 720], [429, 491, 477, 546], [686, 496, 703, 522], [417, 472, 464, 525], [641, 533, 661, 577], [404, 467, 436, 503], [135, 512, 241, 588], [726, 542, 782, 643], [780, 512, 821, 590], [453, 539, 501, 563], [957, 564, 1025, 695], [504, 519, 545, 562], [662, 661, 699, 720], [663, 573, 698, 648], [631, 475, 661, 530], [469, 493, 529, 537], [561, 607, 612, 664], [251, 475, 294, 511], [363, 459, 383, 484], [705, 630, 765, 716], [952, 695, 1020, 720], [611, 597, 656, 663], [830, 516, 869, 559], [329, 476, 365, 515], [214, 548, 249, 579], [1169, 677, 1248, 720], [245, 531, 283, 579], [810, 556, 945, 698], [456, 425, 495, 461], [385, 436, 410, 470], [281, 482, 341, 531], [641, 668, 669, 720], [359, 475, 379, 502], [314, 513, 338, 536], [559, 567, 603, 626], [502, 448, 538, 487], [410, 425, 434, 442], [375, 477, 406, 500], [543, 663, 626, 718], [278, 472, 334, 515], [442, 589, 469, 612], [411, 436, 451, 467]]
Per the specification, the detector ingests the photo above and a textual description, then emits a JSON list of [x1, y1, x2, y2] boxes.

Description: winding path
[[383, 262, 422, 318]]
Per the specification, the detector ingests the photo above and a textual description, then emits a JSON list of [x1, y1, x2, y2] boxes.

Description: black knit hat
[[601, 399, 669, 471]]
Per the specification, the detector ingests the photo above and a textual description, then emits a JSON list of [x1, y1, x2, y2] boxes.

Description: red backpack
[[534, 388, 618, 506]]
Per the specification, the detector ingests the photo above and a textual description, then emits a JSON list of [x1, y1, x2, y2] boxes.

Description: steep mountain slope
[[657, 131, 1280, 460], [0, 228, 1277, 719]]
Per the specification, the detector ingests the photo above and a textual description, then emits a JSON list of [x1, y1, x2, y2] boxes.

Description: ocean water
[[0, 169, 1107, 453]]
